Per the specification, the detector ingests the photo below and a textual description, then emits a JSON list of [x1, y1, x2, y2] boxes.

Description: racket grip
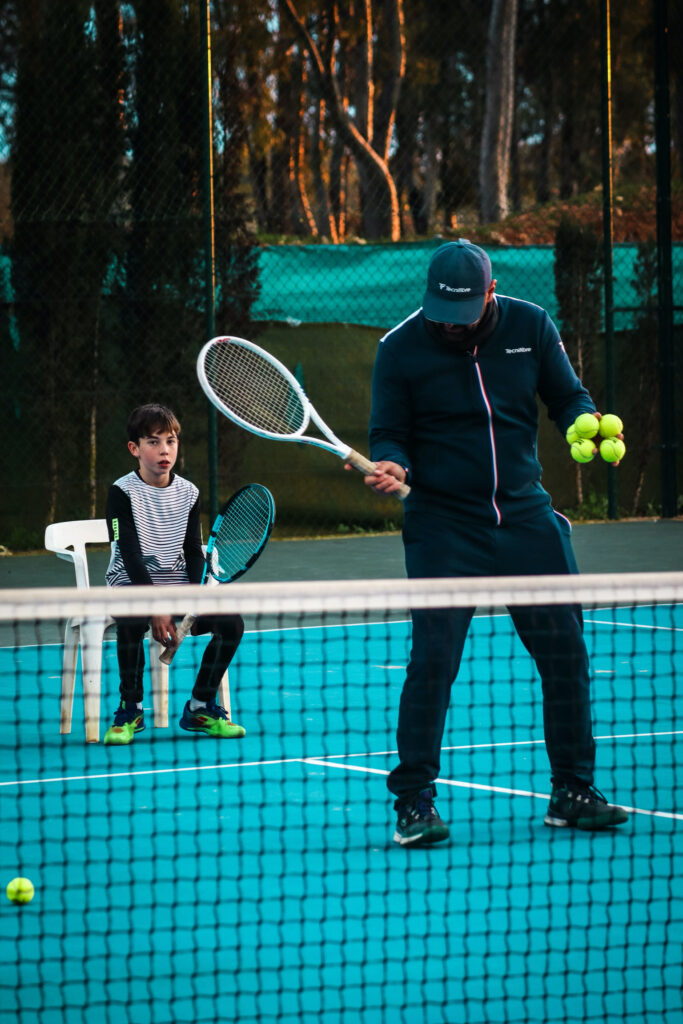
[[346, 449, 411, 501], [159, 613, 196, 665]]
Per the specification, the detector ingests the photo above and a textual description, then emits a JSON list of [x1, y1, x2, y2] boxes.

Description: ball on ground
[[570, 438, 596, 464], [573, 413, 600, 439], [600, 438, 626, 463], [565, 424, 578, 444], [598, 414, 623, 438], [6, 877, 34, 904]]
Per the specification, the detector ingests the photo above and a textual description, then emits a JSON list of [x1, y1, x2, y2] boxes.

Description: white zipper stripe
[[553, 508, 573, 532], [472, 349, 502, 525]]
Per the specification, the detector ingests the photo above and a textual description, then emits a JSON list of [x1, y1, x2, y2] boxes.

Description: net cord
[[3, 571, 683, 621]]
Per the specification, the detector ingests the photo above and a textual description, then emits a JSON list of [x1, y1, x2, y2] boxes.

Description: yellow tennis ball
[[566, 424, 579, 444], [598, 414, 623, 438], [570, 438, 596, 463], [6, 877, 34, 904], [573, 413, 600, 439], [600, 438, 626, 463]]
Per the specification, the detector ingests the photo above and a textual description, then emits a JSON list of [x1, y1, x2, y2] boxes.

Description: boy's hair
[[127, 404, 181, 444]]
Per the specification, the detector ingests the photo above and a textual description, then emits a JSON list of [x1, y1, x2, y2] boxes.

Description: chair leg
[[60, 622, 80, 735], [79, 618, 109, 743], [148, 637, 169, 728], [219, 671, 231, 719]]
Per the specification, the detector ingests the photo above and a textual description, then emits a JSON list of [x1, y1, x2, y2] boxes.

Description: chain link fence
[[0, 0, 681, 550]]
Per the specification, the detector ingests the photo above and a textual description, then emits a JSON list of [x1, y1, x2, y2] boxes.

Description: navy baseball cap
[[422, 239, 492, 324]]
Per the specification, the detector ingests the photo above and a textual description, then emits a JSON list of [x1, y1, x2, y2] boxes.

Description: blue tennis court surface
[[1, 603, 681, 1024]]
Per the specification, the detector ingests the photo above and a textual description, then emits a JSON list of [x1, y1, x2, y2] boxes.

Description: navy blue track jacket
[[369, 296, 595, 525]]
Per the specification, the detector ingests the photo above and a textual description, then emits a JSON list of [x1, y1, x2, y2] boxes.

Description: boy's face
[[128, 428, 179, 486]]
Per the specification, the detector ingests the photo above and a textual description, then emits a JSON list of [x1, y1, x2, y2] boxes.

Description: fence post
[[653, 0, 678, 517], [201, 0, 218, 523], [600, 0, 618, 519]]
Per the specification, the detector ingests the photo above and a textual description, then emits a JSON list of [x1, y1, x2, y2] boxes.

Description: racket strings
[[210, 494, 274, 582], [204, 342, 306, 436]]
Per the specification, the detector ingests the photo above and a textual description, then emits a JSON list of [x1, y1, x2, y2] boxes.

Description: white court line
[[2, 728, 681, 802], [586, 617, 683, 632], [303, 758, 683, 822], [316, 729, 683, 759], [7, 601, 681, 651], [0, 757, 304, 788]]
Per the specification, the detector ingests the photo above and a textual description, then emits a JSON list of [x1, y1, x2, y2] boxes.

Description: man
[[364, 239, 628, 847]]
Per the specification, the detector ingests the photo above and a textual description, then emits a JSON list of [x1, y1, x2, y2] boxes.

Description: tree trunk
[[479, 0, 518, 222], [311, 97, 338, 241], [282, 0, 404, 240]]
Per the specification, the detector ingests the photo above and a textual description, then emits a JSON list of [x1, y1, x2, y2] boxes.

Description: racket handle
[[159, 613, 196, 665], [346, 448, 411, 501]]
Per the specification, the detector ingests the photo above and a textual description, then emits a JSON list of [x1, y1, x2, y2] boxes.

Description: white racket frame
[[197, 336, 410, 499]]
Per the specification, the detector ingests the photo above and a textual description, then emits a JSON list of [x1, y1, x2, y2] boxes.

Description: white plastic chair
[[44, 520, 229, 743]]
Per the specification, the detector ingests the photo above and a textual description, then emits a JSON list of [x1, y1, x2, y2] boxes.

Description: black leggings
[[114, 614, 245, 704]]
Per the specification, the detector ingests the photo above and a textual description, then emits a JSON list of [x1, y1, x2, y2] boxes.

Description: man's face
[[428, 281, 497, 344]]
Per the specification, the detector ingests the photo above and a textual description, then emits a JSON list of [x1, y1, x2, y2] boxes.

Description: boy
[[103, 403, 245, 746]]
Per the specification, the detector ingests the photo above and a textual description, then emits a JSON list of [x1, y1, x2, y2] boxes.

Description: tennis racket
[[159, 483, 275, 666], [196, 336, 411, 500]]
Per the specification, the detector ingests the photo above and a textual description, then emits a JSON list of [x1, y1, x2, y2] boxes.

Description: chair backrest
[[44, 519, 110, 590]]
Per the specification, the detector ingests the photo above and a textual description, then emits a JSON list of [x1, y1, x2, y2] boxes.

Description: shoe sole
[[393, 824, 450, 847], [179, 721, 246, 738], [544, 810, 629, 830]]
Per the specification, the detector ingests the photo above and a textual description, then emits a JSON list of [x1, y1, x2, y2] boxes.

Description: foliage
[[563, 490, 610, 522], [3, 0, 259, 534], [624, 239, 660, 514], [553, 215, 603, 506], [0, 1, 680, 544], [10, 1, 126, 523]]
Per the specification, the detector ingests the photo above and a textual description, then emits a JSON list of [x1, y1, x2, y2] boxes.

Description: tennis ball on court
[[598, 414, 623, 438], [570, 438, 596, 464], [599, 437, 626, 463], [573, 413, 600, 439], [565, 424, 579, 444], [6, 877, 34, 904]]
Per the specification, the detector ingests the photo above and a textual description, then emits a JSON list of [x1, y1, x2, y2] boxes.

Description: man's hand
[[346, 459, 407, 495], [151, 614, 177, 647], [594, 411, 626, 466]]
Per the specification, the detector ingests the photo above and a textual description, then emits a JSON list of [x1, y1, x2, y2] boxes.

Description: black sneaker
[[544, 782, 629, 830], [393, 786, 450, 847]]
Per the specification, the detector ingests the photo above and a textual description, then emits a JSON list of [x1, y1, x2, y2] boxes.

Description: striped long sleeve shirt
[[105, 470, 204, 587]]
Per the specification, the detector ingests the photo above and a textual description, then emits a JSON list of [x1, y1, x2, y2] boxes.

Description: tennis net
[[1, 571, 682, 1024]]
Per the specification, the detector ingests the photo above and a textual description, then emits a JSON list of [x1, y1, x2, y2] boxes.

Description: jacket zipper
[[471, 346, 502, 526]]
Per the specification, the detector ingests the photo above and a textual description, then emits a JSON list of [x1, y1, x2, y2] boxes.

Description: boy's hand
[[151, 614, 177, 647]]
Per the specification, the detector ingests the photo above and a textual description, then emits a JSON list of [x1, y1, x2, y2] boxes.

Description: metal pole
[[201, 0, 218, 522], [600, 0, 618, 519], [653, 0, 678, 517]]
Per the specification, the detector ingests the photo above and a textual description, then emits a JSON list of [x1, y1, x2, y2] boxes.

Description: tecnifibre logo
[[505, 347, 532, 354], [439, 282, 472, 293]]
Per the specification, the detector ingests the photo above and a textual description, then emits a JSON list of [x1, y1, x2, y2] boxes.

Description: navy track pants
[[388, 507, 596, 800]]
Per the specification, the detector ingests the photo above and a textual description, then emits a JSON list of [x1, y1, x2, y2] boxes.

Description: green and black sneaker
[[544, 782, 629, 830], [393, 785, 450, 847], [103, 702, 145, 746], [179, 699, 246, 738]]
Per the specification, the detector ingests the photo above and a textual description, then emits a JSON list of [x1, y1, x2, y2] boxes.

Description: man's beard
[[427, 298, 498, 352]]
